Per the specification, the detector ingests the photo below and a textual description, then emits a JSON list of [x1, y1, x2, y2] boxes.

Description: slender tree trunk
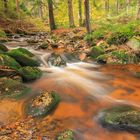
[[68, 0, 75, 27], [78, 0, 82, 26], [38, 4, 43, 19], [116, 0, 119, 14], [47, 0, 56, 31], [84, 0, 91, 33], [3, 0, 8, 13], [16, 0, 20, 19], [136, 0, 140, 19], [105, 0, 109, 14]]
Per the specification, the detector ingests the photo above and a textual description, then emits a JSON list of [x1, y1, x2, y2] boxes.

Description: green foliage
[[111, 51, 139, 64]]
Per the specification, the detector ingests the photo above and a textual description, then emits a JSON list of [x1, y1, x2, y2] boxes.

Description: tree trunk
[[47, 0, 56, 31], [78, 0, 82, 26], [116, 0, 119, 14], [38, 4, 43, 19], [105, 0, 109, 14], [84, 0, 91, 33], [16, 0, 20, 19], [3, 0, 8, 13], [136, 0, 140, 19], [68, 0, 75, 27]]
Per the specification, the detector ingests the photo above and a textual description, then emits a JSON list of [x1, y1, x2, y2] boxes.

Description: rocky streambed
[[0, 31, 140, 140]]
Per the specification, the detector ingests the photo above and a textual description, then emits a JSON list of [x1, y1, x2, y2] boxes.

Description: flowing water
[[1, 37, 140, 139]]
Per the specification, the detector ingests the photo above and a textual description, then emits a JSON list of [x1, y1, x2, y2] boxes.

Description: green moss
[[99, 105, 140, 132], [0, 29, 6, 37], [0, 78, 31, 99], [7, 48, 40, 67], [27, 91, 60, 117], [18, 66, 42, 82], [111, 51, 139, 64], [90, 46, 104, 59], [39, 42, 48, 49], [56, 130, 74, 140], [16, 48, 34, 57], [0, 54, 21, 70]]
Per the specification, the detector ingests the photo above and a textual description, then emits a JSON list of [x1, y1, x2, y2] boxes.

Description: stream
[[0, 35, 140, 140]]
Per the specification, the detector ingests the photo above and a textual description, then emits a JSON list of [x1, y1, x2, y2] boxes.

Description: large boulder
[[48, 53, 66, 67], [7, 48, 40, 67], [26, 91, 60, 117], [56, 130, 75, 140], [18, 66, 42, 82], [98, 105, 140, 132], [0, 54, 21, 70], [0, 43, 8, 52], [15, 48, 35, 57], [0, 78, 31, 99]]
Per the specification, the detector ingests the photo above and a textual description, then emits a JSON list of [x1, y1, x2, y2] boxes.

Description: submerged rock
[[27, 91, 60, 117], [18, 66, 42, 82], [99, 105, 140, 132], [0, 78, 31, 99], [56, 130, 75, 140], [0, 54, 21, 69], [7, 48, 40, 67], [48, 53, 66, 67]]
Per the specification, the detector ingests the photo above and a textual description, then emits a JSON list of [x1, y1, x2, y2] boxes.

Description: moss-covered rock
[[15, 48, 34, 57], [127, 37, 140, 51], [56, 130, 75, 140], [0, 78, 31, 99], [90, 46, 104, 59], [27, 91, 60, 117], [7, 48, 40, 67], [0, 43, 8, 52], [99, 105, 140, 132], [38, 42, 48, 49], [18, 66, 42, 82], [0, 54, 21, 69]]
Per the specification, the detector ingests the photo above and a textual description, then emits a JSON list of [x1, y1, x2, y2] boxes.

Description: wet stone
[[48, 53, 66, 67], [56, 129, 75, 140], [98, 105, 140, 133], [0, 78, 31, 99], [26, 91, 60, 117]]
